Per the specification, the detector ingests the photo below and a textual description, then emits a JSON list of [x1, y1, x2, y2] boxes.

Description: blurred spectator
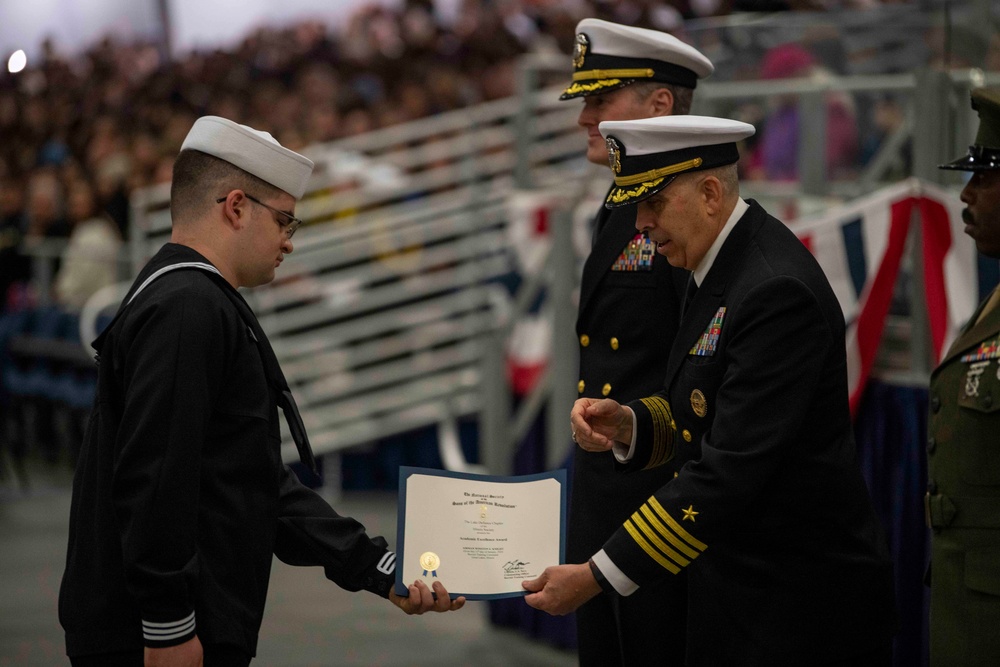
[[53, 180, 122, 311], [746, 42, 859, 182], [0, 170, 31, 311], [24, 169, 68, 240], [860, 95, 911, 179]]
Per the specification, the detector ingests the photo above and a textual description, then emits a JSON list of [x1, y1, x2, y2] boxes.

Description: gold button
[[673, 471, 679, 478], [602, 383, 612, 397], [610, 337, 619, 350], [580, 334, 590, 347], [578, 380, 585, 393], [682, 429, 692, 442]]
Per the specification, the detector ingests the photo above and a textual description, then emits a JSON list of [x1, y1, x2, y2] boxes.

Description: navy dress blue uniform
[[560, 18, 714, 664], [570, 191, 687, 664], [59, 244, 397, 660], [611, 201, 897, 665]]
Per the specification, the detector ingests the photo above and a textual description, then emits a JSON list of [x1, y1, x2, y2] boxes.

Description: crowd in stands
[[0, 0, 731, 483], [0, 0, 995, 484], [0, 0, 747, 311], [1, 0, 994, 311]]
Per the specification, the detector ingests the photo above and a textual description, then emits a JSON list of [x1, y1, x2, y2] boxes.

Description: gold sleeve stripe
[[624, 520, 682, 574], [640, 505, 701, 560], [648, 497, 708, 551], [640, 397, 664, 465], [639, 396, 665, 468], [572, 68, 655, 82], [638, 396, 675, 469], [614, 158, 704, 187], [631, 513, 691, 567]]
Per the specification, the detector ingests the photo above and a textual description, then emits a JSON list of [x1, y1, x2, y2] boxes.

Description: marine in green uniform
[[930, 87, 1000, 666]]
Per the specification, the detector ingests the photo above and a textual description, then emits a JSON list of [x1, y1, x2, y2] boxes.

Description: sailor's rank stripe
[[143, 611, 196, 642], [377, 551, 396, 575], [639, 396, 675, 469], [624, 496, 707, 574]]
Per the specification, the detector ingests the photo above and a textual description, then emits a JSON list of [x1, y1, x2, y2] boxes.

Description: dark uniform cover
[[59, 244, 395, 658], [569, 194, 688, 663], [927, 291, 1000, 665], [610, 202, 896, 665]]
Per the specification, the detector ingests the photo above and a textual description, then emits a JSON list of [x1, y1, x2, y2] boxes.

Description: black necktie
[[682, 273, 698, 319]]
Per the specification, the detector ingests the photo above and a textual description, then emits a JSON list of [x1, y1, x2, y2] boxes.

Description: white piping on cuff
[[591, 549, 638, 596], [142, 611, 196, 642]]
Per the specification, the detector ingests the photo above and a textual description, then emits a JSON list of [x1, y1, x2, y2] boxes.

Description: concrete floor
[[0, 462, 577, 667]]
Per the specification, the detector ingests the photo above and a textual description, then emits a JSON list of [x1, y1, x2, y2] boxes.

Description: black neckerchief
[[93, 261, 317, 474]]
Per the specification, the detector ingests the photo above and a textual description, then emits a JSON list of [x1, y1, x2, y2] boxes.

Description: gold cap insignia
[[606, 136, 622, 174], [690, 389, 707, 418], [572, 33, 589, 70]]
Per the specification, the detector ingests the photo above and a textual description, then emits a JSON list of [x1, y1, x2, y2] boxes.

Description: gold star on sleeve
[[682, 505, 699, 522]]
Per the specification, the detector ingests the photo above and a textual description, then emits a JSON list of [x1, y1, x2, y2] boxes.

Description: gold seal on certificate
[[397, 467, 567, 600], [419, 551, 441, 576]]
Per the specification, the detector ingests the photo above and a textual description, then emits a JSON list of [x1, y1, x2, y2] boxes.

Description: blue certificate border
[[395, 466, 567, 600]]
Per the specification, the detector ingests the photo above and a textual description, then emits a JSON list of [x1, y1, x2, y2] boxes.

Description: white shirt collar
[[692, 197, 748, 287]]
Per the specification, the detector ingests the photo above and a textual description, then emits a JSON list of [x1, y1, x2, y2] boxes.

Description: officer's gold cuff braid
[[638, 396, 676, 469], [623, 496, 707, 574]]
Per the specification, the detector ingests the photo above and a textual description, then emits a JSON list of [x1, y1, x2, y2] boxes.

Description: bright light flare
[[7, 50, 27, 74]]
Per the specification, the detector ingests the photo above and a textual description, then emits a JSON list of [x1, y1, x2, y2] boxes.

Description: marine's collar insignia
[[573, 33, 589, 70], [606, 136, 622, 174]]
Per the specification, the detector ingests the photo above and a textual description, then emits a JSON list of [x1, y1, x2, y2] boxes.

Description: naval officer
[[560, 19, 712, 665], [525, 115, 897, 666]]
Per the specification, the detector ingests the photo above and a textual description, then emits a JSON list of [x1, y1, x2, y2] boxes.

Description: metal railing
[[123, 54, 998, 474]]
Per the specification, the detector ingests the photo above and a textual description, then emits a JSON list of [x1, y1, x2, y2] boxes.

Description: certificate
[[395, 466, 566, 600]]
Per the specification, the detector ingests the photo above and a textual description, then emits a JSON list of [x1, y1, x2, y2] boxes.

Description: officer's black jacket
[[60, 244, 395, 658], [568, 198, 687, 565], [612, 201, 897, 665]]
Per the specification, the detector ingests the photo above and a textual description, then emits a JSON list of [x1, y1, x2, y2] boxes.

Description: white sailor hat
[[180, 116, 315, 199], [599, 115, 755, 208], [561, 19, 714, 100]]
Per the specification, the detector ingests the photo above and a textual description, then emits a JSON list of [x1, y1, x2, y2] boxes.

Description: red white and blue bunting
[[505, 179, 978, 418], [791, 178, 977, 415]]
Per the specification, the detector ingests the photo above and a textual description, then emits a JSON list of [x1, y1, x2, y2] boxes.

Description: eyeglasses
[[216, 193, 303, 239]]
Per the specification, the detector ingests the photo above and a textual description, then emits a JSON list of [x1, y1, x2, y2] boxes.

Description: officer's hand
[[571, 398, 632, 452], [389, 579, 466, 614], [144, 635, 203, 667], [522, 563, 601, 616]]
